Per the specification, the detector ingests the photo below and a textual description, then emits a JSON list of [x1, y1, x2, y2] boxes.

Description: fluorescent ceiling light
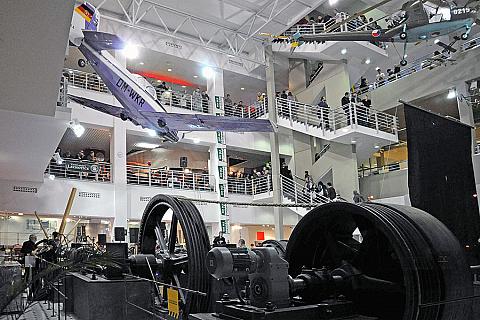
[[135, 142, 160, 149], [341, 48, 347, 55], [202, 66, 214, 79], [193, 75, 198, 78], [167, 68, 172, 72], [139, 62, 144, 65], [69, 119, 85, 137], [447, 89, 457, 99], [123, 43, 139, 59], [365, 58, 371, 64], [240, 87, 245, 91]]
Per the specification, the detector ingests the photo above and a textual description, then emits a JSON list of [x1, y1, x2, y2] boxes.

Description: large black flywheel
[[137, 195, 211, 318], [285, 202, 472, 320]]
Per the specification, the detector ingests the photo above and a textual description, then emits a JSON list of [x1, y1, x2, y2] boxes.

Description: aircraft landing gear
[[399, 32, 407, 40], [461, 33, 469, 40], [78, 59, 86, 68], [120, 113, 128, 121], [400, 59, 408, 67]]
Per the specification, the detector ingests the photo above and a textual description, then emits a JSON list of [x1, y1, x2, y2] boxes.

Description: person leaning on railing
[[317, 97, 330, 130]]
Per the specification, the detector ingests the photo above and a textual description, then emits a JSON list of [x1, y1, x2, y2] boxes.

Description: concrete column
[[265, 45, 283, 240], [111, 51, 128, 238], [207, 68, 229, 240], [456, 82, 476, 148]]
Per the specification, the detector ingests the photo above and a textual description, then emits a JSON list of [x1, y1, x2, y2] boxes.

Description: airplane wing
[[69, 95, 272, 133], [68, 95, 125, 118], [141, 111, 273, 132], [299, 29, 396, 42]]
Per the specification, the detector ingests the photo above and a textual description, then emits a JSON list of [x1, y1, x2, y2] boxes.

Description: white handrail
[[280, 175, 331, 205], [45, 157, 112, 182], [227, 175, 272, 195], [358, 160, 408, 178], [223, 100, 268, 119], [126, 165, 215, 192], [275, 97, 398, 135], [64, 68, 211, 113], [355, 36, 480, 95]]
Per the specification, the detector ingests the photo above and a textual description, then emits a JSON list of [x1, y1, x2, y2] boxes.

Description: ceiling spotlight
[[123, 43, 139, 59], [135, 142, 160, 149], [240, 87, 245, 91], [365, 58, 371, 64], [181, 85, 186, 88], [146, 128, 157, 137], [351, 140, 357, 144], [447, 88, 457, 99], [139, 62, 144, 65], [403, 54, 408, 59], [341, 48, 347, 55], [202, 66, 214, 79], [193, 138, 200, 144], [193, 75, 198, 78], [69, 119, 85, 138], [18, 212, 24, 216], [48, 174, 56, 181], [434, 39, 440, 44], [157, 80, 162, 83], [329, 0, 338, 5], [167, 68, 172, 72], [374, 145, 380, 149]]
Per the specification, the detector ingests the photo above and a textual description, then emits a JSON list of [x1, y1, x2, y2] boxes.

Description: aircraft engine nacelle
[[132, 74, 158, 101]]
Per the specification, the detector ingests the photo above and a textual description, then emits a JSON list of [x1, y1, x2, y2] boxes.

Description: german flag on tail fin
[[75, 3, 94, 22]]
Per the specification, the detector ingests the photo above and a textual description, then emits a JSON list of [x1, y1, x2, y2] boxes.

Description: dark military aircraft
[[272, 0, 477, 66]]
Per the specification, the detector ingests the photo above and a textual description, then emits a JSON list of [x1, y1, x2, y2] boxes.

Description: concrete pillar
[[111, 51, 128, 238], [456, 82, 476, 148], [265, 45, 283, 240], [207, 68, 229, 240]]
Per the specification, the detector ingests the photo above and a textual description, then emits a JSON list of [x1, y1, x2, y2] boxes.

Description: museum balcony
[[354, 36, 480, 97], [45, 158, 112, 183], [64, 68, 212, 114], [126, 165, 215, 192]]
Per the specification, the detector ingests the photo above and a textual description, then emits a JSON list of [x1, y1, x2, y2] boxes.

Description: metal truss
[[87, 0, 324, 66]]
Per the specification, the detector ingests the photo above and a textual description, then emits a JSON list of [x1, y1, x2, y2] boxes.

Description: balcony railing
[[354, 35, 480, 95], [64, 68, 211, 113], [276, 98, 398, 136], [280, 175, 331, 205], [358, 160, 408, 178], [126, 165, 215, 192], [227, 175, 273, 195], [45, 158, 112, 182], [223, 100, 268, 119]]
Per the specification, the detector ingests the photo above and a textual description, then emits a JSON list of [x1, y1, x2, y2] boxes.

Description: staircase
[[280, 175, 331, 217]]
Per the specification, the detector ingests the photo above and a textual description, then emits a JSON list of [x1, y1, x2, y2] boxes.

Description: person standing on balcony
[[375, 68, 385, 85], [317, 181, 328, 198], [341, 92, 352, 125], [224, 93, 232, 109], [317, 97, 330, 130], [360, 95, 372, 127], [326, 182, 337, 200], [193, 88, 202, 111], [202, 91, 210, 113], [280, 90, 288, 99]]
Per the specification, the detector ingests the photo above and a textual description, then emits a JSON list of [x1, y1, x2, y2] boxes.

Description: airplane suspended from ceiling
[[68, 3, 272, 143], [265, 0, 477, 66]]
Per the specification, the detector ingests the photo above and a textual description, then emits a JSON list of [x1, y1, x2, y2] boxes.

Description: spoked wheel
[[138, 195, 211, 318], [286, 202, 472, 320]]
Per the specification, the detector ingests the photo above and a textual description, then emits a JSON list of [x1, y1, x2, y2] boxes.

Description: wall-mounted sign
[[65, 161, 99, 173]]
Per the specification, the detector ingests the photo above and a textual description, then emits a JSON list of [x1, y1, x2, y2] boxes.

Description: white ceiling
[[90, 0, 328, 57], [0, 0, 75, 117]]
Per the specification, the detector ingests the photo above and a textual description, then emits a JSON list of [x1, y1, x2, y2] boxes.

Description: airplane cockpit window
[[424, 2, 452, 23]]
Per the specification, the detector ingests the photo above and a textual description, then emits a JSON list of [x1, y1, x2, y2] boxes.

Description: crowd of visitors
[[224, 92, 267, 117], [156, 81, 210, 113], [50, 147, 110, 181]]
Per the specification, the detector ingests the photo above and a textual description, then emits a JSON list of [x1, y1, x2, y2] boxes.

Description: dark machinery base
[[189, 299, 377, 320], [65, 272, 152, 320]]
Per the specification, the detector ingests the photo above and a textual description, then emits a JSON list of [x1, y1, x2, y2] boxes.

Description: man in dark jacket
[[317, 97, 330, 129], [327, 182, 337, 200], [341, 92, 352, 125], [21, 234, 37, 257]]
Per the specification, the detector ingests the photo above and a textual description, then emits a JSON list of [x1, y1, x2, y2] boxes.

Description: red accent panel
[[256, 231, 265, 241], [132, 70, 196, 87]]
